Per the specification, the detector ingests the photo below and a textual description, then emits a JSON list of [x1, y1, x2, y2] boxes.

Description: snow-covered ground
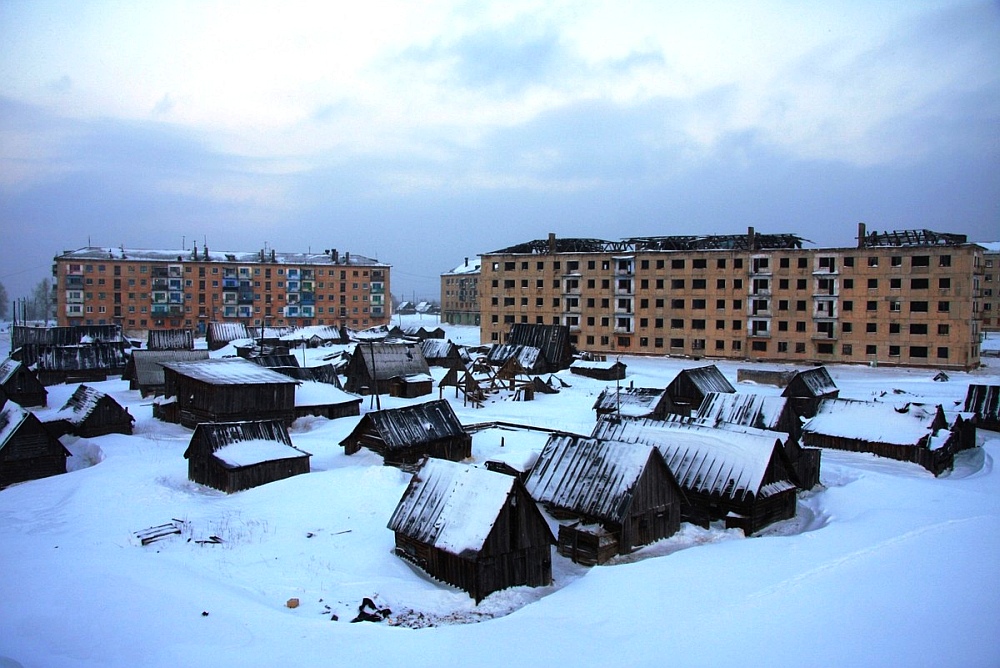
[[1, 319, 999, 668]]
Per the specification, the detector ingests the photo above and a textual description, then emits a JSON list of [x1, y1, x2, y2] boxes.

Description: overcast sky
[[1, 1, 998, 304]]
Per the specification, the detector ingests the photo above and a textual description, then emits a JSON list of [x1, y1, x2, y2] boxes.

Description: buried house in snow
[[0, 401, 71, 488], [43, 384, 134, 438], [387, 457, 555, 603], [340, 399, 471, 468]]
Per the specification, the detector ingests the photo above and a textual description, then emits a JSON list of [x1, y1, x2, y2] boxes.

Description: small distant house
[[159, 358, 298, 428], [487, 344, 547, 376], [44, 384, 134, 438], [593, 416, 798, 535], [963, 385, 1000, 432], [525, 434, 683, 565], [0, 357, 47, 408], [184, 420, 310, 494], [343, 343, 432, 397], [206, 322, 251, 351], [801, 398, 957, 475], [781, 367, 839, 419], [501, 324, 575, 372], [570, 359, 627, 381], [293, 381, 362, 420], [125, 350, 210, 397], [402, 325, 445, 341], [340, 399, 471, 468], [695, 392, 802, 441], [146, 329, 195, 351], [665, 365, 735, 416], [0, 402, 70, 488], [592, 387, 670, 421], [396, 301, 417, 315], [388, 458, 554, 603], [419, 339, 468, 369]]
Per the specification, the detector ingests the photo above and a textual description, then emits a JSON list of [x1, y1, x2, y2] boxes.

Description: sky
[[1, 0, 998, 304]]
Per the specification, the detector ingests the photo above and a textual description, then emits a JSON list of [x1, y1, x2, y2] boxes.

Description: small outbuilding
[[665, 365, 735, 416], [695, 391, 802, 441], [0, 357, 48, 408], [343, 343, 432, 397], [206, 322, 251, 351], [963, 385, 999, 432], [781, 367, 839, 419], [592, 387, 670, 421], [184, 420, 311, 493], [44, 384, 134, 438], [570, 358, 627, 381], [29, 343, 128, 386], [525, 434, 683, 564], [387, 457, 554, 603], [125, 350, 210, 397], [0, 401, 70, 488], [502, 323, 575, 372], [293, 381, 362, 420], [419, 339, 468, 369], [340, 399, 471, 468], [146, 329, 195, 351]]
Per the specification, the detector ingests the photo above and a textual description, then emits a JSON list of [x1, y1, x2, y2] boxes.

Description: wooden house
[[44, 385, 134, 438], [592, 387, 670, 421], [697, 419, 821, 490], [570, 359, 627, 381], [503, 324, 575, 372], [401, 325, 446, 340], [419, 339, 468, 369], [27, 342, 128, 386], [159, 358, 298, 428], [343, 343, 432, 397], [781, 367, 839, 419], [340, 399, 471, 468], [293, 381, 362, 420], [184, 420, 310, 493], [801, 398, 958, 475], [146, 329, 195, 351], [695, 391, 802, 441], [964, 385, 1000, 432], [125, 350, 209, 397], [592, 416, 798, 535], [0, 357, 47, 408], [0, 402, 70, 488], [487, 344, 548, 375], [387, 458, 554, 603], [206, 322, 251, 351], [525, 434, 683, 564], [665, 365, 735, 416]]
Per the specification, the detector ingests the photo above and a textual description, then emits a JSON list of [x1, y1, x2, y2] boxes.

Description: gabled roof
[[525, 434, 665, 523], [207, 322, 251, 343], [802, 398, 946, 447], [49, 385, 131, 426], [347, 399, 465, 450], [0, 402, 30, 450], [249, 354, 301, 369], [132, 350, 210, 387], [352, 343, 431, 381], [0, 358, 22, 385], [186, 420, 309, 467], [964, 385, 999, 423], [591, 417, 788, 502], [695, 392, 791, 431], [146, 329, 194, 351], [420, 339, 458, 360], [161, 358, 298, 385], [669, 365, 735, 396], [387, 458, 520, 555], [782, 367, 838, 398], [294, 381, 361, 408], [506, 324, 573, 368], [592, 387, 666, 417], [488, 344, 543, 370]]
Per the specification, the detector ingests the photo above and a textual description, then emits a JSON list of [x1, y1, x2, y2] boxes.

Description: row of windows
[[490, 254, 959, 273], [72, 263, 377, 278]]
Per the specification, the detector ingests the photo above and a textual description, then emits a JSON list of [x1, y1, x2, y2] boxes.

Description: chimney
[[857, 222, 867, 249], [345, 252, 350, 264], [270, 249, 276, 262], [548, 232, 556, 254], [747, 226, 756, 250], [332, 249, 339, 263], [203, 245, 209, 260], [192, 242, 198, 260], [464, 257, 469, 267]]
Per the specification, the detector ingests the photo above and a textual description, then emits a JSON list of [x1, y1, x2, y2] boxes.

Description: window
[[795, 342, 805, 353], [752, 341, 767, 352], [670, 338, 684, 348], [844, 257, 854, 267], [937, 347, 949, 359], [796, 300, 806, 312], [732, 320, 742, 330], [868, 278, 878, 289], [866, 323, 877, 333], [716, 299, 726, 309], [891, 256, 902, 267], [842, 344, 853, 355], [671, 259, 685, 269], [867, 301, 877, 312], [938, 324, 950, 335], [692, 279, 706, 289], [734, 259, 743, 269], [779, 258, 790, 268], [671, 279, 685, 289], [733, 340, 743, 350], [717, 258, 726, 269], [817, 343, 834, 355], [939, 255, 951, 267], [778, 321, 788, 331], [842, 301, 853, 311], [778, 300, 789, 311], [912, 256, 929, 267], [797, 258, 808, 268], [939, 278, 951, 289], [868, 256, 878, 267], [716, 319, 725, 330], [733, 279, 743, 289], [909, 346, 928, 358], [797, 279, 807, 290], [671, 318, 684, 329], [778, 341, 788, 352], [671, 299, 684, 309], [715, 340, 725, 350], [890, 323, 900, 334], [796, 321, 806, 332], [693, 259, 707, 269], [938, 301, 950, 312], [692, 299, 706, 309], [692, 319, 706, 330], [910, 278, 929, 289], [843, 279, 853, 289], [866, 344, 877, 355], [909, 324, 928, 335], [909, 301, 928, 313], [779, 279, 789, 289]]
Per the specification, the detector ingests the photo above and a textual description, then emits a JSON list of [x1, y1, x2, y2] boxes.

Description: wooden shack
[[525, 434, 683, 564], [592, 387, 670, 421], [695, 391, 802, 441], [146, 329, 195, 351], [184, 420, 311, 493], [781, 367, 839, 419], [0, 357, 48, 408], [801, 398, 957, 475], [487, 344, 548, 375], [419, 339, 468, 369], [343, 343, 432, 397], [293, 381, 362, 420], [502, 324, 575, 372], [0, 402, 70, 488], [963, 385, 1000, 432], [701, 419, 821, 490], [206, 322, 251, 351], [401, 325, 446, 341], [387, 458, 554, 603], [44, 384, 134, 438], [665, 365, 735, 416], [28, 342, 128, 386], [159, 358, 298, 428], [340, 399, 471, 468], [570, 359, 627, 381], [125, 350, 210, 397], [593, 416, 798, 535]]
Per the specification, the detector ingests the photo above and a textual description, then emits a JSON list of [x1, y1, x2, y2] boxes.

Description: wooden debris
[[134, 521, 184, 546]]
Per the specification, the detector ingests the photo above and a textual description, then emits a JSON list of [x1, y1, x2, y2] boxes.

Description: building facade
[[480, 226, 984, 370], [53, 245, 390, 336], [440, 257, 481, 325], [981, 243, 999, 332]]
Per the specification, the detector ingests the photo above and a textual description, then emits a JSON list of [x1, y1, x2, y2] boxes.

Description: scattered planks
[[134, 520, 185, 546]]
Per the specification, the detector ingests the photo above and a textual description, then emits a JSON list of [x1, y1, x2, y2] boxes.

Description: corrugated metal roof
[[48, 385, 117, 426], [525, 434, 660, 523], [387, 458, 516, 555], [964, 385, 999, 423], [695, 392, 790, 431], [363, 399, 466, 450], [592, 387, 666, 417]]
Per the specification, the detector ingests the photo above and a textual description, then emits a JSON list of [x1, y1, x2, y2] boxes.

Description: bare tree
[[27, 278, 52, 322]]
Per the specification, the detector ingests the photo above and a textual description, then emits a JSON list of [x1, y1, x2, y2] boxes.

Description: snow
[[213, 439, 309, 468], [803, 398, 942, 446], [293, 380, 360, 407], [1, 316, 999, 667]]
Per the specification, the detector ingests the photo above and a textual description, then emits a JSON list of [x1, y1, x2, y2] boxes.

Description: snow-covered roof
[[525, 434, 663, 523], [352, 343, 431, 380], [420, 339, 455, 360], [802, 398, 942, 446], [488, 344, 543, 370], [161, 358, 299, 386], [132, 350, 210, 386], [444, 258, 482, 275], [976, 241, 1000, 252], [214, 439, 310, 468], [56, 246, 385, 267], [695, 392, 790, 431], [782, 367, 838, 398], [348, 399, 466, 450], [294, 381, 361, 408], [187, 420, 309, 468], [0, 402, 30, 450], [278, 325, 343, 343], [592, 387, 666, 417], [0, 358, 21, 385], [591, 417, 785, 501], [669, 365, 735, 396], [388, 458, 516, 555], [48, 385, 129, 426], [571, 359, 624, 370]]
